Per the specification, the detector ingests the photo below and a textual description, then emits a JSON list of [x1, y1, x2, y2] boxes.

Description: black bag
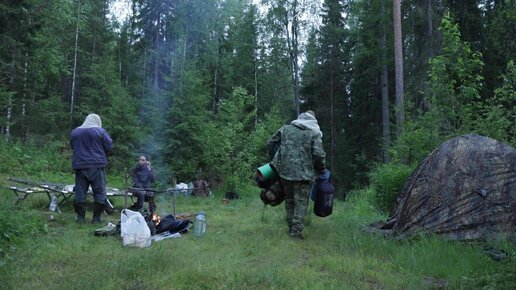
[[155, 215, 191, 234], [225, 192, 240, 200], [268, 140, 280, 160], [313, 170, 334, 217], [259, 179, 285, 206]]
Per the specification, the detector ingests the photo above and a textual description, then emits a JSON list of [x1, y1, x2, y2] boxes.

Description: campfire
[[151, 212, 160, 225]]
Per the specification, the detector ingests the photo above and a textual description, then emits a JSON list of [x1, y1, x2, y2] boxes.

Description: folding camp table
[[7, 177, 132, 210], [8, 183, 75, 205]]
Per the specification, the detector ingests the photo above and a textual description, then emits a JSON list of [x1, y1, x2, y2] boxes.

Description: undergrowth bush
[[369, 163, 414, 213], [0, 140, 70, 179], [0, 200, 48, 262], [346, 187, 385, 221], [388, 122, 444, 166]]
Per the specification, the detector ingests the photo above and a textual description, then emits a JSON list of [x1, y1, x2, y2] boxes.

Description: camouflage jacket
[[268, 124, 326, 181]]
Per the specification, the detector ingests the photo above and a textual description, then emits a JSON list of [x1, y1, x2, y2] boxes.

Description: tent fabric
[[378, 134, 515, 241]]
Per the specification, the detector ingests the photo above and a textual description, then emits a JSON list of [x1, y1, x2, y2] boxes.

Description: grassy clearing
[[0, 178, 514, 290]]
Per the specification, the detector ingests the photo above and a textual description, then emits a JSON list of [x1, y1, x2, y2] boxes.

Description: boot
[[74, 202, 86, 224], [92, 202, 105, 224], [129, 203, 142, 211], [147, 196, 156, 214]]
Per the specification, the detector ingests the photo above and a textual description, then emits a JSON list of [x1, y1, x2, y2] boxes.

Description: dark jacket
[[131, 164, 155, 189], [70, 127, 113, 169]]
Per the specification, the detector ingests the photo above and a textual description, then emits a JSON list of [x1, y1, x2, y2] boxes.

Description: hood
[[290, 112, 323, 138], [78, 113, 102, 129]]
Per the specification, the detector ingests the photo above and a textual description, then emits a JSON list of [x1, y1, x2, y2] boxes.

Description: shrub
[[0, 202, 47, 260], [389, 121, 444, 167], [0, 139, 71, 179], [369, 163, 414, 213]]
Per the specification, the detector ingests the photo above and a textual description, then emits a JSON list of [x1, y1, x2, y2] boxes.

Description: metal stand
[[124, 170, 129, 209], [172, 191, 176, 216], [53, 204, 62, 214]]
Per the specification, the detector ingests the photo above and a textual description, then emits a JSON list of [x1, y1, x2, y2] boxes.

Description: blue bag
[[313, 170, 334, 217]]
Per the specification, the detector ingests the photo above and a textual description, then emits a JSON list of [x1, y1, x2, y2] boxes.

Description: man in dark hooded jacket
[[70, 113, 113, 224], [267, 110, 326, 239], [129, 155, 156, 212]]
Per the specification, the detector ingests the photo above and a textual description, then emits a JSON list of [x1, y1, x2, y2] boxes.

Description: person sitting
[[128, 155, 156, 213], [193, 179, 210, 197]]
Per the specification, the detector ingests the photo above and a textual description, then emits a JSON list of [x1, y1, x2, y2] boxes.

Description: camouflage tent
[[376, 134, 516, 241]]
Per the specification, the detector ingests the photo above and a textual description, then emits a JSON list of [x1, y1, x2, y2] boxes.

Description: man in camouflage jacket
[[268, 110, 326, 239]]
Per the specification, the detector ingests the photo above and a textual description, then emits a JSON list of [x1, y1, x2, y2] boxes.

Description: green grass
[[1, 180, 514, 290]]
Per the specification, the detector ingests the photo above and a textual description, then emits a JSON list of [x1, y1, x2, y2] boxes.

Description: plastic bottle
[[49, 194, 58, 212], [193, 211, 206, 237]]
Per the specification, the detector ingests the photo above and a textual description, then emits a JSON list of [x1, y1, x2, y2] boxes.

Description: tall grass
[[0, 181, 514, 289], [0, 142, 514, 289], [368, 163, 414, 213]]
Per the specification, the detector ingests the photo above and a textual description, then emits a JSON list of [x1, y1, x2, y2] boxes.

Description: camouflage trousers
[[282, 179, 311, 236]]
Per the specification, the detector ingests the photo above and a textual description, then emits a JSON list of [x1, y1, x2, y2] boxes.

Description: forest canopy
[[1, 0, 514, 194]]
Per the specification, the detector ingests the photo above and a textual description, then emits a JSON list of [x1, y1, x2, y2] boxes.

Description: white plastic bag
[[120, 209, 151, 248]]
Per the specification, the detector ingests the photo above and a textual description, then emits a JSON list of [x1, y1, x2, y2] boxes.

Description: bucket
[[257, 163, 277, 182]]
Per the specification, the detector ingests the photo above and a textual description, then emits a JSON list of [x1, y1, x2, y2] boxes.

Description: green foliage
[[26, 94, 70, 140], [0, 201, 48, 262], [345, 187, 385, 221], [202, 87, 256, 190], [365, 10, 514, 244], [473, 60, 516, 146], [0, 177, 514, 289], [0, 0, 514, 216], [389, 119, 445, 166], [427, 12, 484, 136], [0, 0, 74, 139], [165, 68, 213, 181], [221, 174, 239, 193], [0, 140, 71, 180], [482, 1, 516, 93], [304, 0, 358, 191], [220, 3, 258, 96], [230, 112, 285, 191], [369, 163, 414, 213]]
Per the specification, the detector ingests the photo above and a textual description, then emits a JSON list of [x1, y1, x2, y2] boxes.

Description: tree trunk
[[381, 0, 391, 162], [254, 50, 258, 126], [141, 49, 146, 100], [5, 94, 11, 142], [283, 0, 301, 116], [153, 14, 160, 90], [118, 41, 122, 85], [213, 44, 219, 112], [4, 56, 15, 142], [393, 0, 404, 136], [23, 51, 28, 139], [70, 1, 81, 115], [426, 0, 433, 58], [291, 1, 301, 116], [330, 66, 335, 175]]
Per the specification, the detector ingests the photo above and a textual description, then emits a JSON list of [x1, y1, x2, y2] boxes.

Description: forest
[[1, 0, 514, 195], [0, 1, 515, 288]]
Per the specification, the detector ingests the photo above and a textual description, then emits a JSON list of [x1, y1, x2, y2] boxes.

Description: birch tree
[[70, 1, 81, 115]]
